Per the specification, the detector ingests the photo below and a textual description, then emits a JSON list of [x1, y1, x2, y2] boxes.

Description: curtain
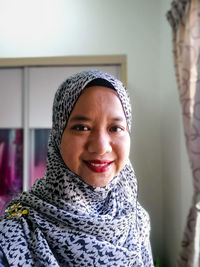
[[167, 0, 200, 266]]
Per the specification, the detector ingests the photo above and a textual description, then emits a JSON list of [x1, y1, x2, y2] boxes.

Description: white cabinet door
[[0, 68, 22, 128]]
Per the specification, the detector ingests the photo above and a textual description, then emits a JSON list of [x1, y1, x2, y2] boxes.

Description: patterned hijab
[[0, 70, 153, 266]]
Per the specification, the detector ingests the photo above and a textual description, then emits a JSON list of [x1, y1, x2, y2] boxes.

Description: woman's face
[[61, 86, 130, 187]]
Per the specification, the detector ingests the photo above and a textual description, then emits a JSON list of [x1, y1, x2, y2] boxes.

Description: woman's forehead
[[81, 85, 118, 98], [69, 86, 125, 118], [66, 89, 127, 133]]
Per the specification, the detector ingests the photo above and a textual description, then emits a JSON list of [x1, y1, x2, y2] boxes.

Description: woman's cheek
[[115, 134, 130, 167]]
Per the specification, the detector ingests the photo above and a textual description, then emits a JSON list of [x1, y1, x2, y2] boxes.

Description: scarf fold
[[0, 70, 153, 266]]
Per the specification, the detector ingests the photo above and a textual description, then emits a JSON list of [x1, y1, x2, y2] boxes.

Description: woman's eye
[[71, 125, 89, 131], [110, 126, 124, 132]]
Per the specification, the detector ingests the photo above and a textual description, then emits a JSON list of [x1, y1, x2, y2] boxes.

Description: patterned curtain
[[167, 0, 200, 266]]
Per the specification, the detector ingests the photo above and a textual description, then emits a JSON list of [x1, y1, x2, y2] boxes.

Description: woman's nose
[[87, 130, 112, 155]]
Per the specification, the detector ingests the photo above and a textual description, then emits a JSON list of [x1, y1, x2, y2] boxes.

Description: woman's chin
[[81, 175, 114, 188]]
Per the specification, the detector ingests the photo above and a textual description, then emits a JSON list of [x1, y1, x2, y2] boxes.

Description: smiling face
[[60, 86, 130, 187]]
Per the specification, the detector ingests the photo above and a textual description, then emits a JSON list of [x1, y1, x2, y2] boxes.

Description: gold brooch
[[5, 202, 29, 219]]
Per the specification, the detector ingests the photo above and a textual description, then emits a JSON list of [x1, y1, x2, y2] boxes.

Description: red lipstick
[[84, 160, 113, 173]]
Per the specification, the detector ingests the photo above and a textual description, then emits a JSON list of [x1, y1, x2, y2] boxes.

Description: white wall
[[0, 0, 194, 265]]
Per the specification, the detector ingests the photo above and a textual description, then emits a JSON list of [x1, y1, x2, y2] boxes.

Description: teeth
[[90, 163, 109, 167]]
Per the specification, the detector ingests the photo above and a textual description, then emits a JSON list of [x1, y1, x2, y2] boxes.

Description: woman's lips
[[84, 160, 113, 173]]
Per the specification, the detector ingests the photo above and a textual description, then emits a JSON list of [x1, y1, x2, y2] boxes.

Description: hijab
[[0, 70, 153, 266]]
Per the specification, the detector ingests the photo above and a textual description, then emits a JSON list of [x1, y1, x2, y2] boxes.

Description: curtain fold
[[167, 0, 200, 266]]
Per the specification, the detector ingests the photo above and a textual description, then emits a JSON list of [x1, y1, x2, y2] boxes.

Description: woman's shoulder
[[0, 214, 23, 232], [137, 202, 150, 221], [136, 202, 151, 240], [0, 203, 29, 247], [0, 215, 22, 267], [0, 215, 25, 249], [0, 215, 31, 266]]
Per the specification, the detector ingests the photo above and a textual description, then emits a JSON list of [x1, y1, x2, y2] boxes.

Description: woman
[[0, 70, 154, 266]]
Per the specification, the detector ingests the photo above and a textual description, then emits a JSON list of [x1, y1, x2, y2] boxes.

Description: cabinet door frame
[[0, 55, 127, 84]]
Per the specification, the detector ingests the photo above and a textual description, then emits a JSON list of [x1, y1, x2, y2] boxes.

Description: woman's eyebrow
[[69, 115, 126, 122], [69, 115, 91, 122], [112, 116, 126, 122]]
